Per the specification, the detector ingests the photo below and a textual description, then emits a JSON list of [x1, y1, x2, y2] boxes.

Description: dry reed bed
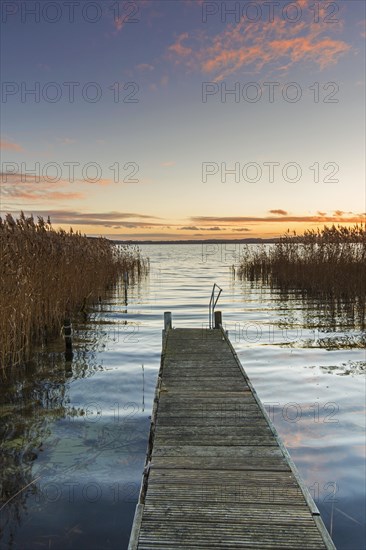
[[238, 225, 366, 320], [0, 213, 149, 368]]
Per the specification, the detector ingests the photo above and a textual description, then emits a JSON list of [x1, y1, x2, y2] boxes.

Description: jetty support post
[[63, 318, 73, 360], [164, 311, 172, 331], [214, 310, 222, 329]]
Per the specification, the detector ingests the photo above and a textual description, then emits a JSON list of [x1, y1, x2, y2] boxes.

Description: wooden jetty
[[129, 312, 335, 549]]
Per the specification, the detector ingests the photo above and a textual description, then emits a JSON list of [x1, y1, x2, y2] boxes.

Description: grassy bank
[[0, 213, 149, 368], [237, 225, 366, 319]]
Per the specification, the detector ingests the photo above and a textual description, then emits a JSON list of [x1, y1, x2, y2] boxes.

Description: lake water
[[0, 244, 365, 550]]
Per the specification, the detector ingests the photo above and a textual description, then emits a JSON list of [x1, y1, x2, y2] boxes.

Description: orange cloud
[[168, 13, 351, 79], [9, 210, 166, 229], [3, 189, 84, 201], [1, 173, 119, 188], [192, 213, 365, 224], [269, 36, 350, 70], [0, 140, 23, 152]]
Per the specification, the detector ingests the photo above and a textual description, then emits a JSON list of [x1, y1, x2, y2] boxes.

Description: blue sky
[[1, 0, 365, 239]]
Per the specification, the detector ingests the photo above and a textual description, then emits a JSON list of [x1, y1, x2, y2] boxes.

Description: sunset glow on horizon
[[1, 0, 365, 240]]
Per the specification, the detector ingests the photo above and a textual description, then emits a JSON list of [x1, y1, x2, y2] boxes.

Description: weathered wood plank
[[137, 521, 328, 549], [157, 413, 262, 422], [158, 404, 258, 413], [152, 445, 283, 458], [158, 391, 252, 398], [150, 456, 291, 471], [154, 438, 277, 447], [155, 417, 269, 427], [142, 502, 314, 522], [149, 469, 298, 483]]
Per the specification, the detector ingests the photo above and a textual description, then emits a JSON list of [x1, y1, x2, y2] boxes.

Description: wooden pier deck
[[129, 320, 335, 549]]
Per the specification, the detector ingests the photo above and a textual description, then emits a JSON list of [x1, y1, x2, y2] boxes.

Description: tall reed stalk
[[0, 213, 148, 368], [237, 225, 366, 321]]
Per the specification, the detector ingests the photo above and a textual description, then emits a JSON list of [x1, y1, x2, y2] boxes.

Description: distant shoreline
[[111, 238, 280, 245]]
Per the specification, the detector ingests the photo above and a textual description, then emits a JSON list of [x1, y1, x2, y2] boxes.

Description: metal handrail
[[209, 283, 222, 328]]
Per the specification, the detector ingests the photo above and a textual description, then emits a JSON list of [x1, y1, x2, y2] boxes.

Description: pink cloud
[[184, 0, 205, 5], [3, 188, 84, 201], [112, 0, 153, 33], [168, 33, 193, 58], [0, 173, 85, 205], [80, 178, 114, 186], [114, 16, 125, 32], [137, 63, 155, 71], [0, 140, 24, 152], [357, 19, 366, 38]]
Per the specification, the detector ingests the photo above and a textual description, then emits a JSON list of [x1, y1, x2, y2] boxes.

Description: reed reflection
[[0, 275, 148, 548]]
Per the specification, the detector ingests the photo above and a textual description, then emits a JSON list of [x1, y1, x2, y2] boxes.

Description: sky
[[0, 0, 365, 240]]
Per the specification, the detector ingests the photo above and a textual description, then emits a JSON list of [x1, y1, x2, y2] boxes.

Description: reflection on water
[[301, 297, 365, 333], [315, 361, 365, 376], [0, 245, 365, 549], [234, 274, 366, 352], [0, 279, 150, 549], [1, 352, 73, 546]]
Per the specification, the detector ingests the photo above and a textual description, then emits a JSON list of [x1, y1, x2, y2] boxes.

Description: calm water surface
[[0, 244, 365, 549]]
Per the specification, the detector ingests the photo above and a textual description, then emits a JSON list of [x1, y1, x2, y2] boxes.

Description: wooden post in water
[[124, 271, 129, 305], [164, 311, 172, 331], [63, 318, 73, 360], [214, 310, 222, 328]]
